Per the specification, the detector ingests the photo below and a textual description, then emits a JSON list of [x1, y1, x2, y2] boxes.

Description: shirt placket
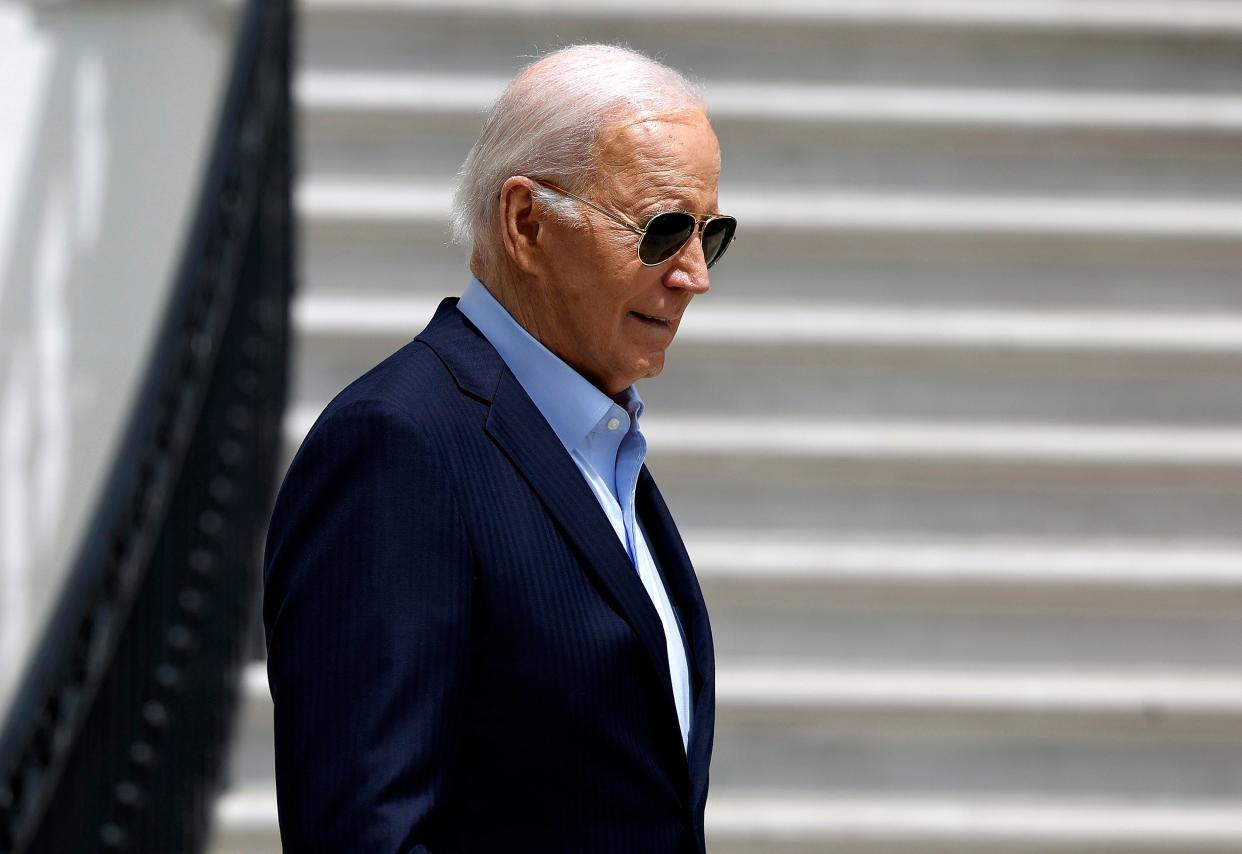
[[616, 421, 646, 566]]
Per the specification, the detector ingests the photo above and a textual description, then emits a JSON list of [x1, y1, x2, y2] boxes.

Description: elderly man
[[263, 44, 735, 853]]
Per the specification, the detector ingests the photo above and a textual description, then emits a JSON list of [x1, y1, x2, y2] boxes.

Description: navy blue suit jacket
[[263, 299, 716, 853]]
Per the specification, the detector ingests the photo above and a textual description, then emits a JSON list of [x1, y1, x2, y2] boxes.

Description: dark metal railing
[[0, 0, 293, 849]]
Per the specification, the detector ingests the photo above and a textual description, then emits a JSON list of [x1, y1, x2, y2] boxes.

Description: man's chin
[[636, 353, 667, 382]]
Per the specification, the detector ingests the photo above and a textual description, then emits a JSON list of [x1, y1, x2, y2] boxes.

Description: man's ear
[[498, 176, 545, 276]]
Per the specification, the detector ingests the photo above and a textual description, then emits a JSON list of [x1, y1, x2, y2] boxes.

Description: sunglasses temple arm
[[535, 180, 645, 235]]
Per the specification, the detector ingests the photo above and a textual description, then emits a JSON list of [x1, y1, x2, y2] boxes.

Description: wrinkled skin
[[494, 108, 722, 396]]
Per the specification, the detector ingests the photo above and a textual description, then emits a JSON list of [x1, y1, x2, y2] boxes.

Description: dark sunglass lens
[[639, 212, 696, 265], [701, 217, 737, 268]]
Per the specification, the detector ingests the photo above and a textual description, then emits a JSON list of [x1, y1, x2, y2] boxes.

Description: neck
[[473, 265, 549, 347]]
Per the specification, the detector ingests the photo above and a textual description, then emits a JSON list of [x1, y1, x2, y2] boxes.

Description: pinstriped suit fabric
[[263, 299, 715, 853]]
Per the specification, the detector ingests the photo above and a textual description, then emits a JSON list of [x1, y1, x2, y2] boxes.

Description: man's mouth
[[628, 311, 674, 328]]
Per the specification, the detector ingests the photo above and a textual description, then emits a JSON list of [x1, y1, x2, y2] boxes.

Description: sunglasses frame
[[529, 178, 736, 268]]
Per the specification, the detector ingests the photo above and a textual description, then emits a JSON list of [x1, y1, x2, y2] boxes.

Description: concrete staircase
[[210, 1, 1242, 851]]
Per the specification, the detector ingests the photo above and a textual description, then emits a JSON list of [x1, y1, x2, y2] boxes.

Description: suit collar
[[456, 277, 619, 455], [416, 297, 503, 403]]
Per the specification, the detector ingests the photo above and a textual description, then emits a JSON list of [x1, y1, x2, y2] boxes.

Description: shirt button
[[607, 418, 621, 431]]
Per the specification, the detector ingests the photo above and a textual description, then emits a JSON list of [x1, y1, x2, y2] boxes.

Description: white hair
[[450, 44, 705, 267]]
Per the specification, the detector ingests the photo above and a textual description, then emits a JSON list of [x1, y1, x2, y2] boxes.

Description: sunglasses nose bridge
[[673, 220, 714, 280]]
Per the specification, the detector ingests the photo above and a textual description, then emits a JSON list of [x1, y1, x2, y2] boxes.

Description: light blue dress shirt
[[457, 277, 692, 751]]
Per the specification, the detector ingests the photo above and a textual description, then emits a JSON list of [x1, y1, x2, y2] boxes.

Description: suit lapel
[[484, 376, 689, 757], [419, 300, 689, 773], [638, 466, 716, 815]]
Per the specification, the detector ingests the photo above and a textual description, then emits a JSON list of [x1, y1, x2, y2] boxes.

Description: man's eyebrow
[[636, 191, 717, 216]]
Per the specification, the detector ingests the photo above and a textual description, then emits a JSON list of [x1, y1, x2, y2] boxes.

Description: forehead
[[594, 110, 721, 211]]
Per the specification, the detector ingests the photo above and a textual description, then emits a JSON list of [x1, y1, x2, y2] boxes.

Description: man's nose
[[662, 233, 711, 294]]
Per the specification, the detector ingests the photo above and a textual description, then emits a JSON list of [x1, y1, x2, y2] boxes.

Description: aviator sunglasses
[[529, 178, 738, 269]]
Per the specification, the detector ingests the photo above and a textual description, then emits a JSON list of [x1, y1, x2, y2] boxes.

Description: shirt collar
[[457, 276, 643, 453]]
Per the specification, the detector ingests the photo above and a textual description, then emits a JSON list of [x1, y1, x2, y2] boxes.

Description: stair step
[[301, 2, 1242, 96], [666, 475, 1242, 542], [689, 534, 1242, 614], [301, 80, 1242, 205], [285, 407, 1242, 479], [300, 0, 1242, 37], [293, 293, 1242, 359], [719, 665, 1242, 729], [278, 403, 1242, 537], [295, 333, 1242, 428], [235, 662, 1242, 767], [705, 793, 1242, 853], [298, 179, 1242, 241], [299, 226, 1242, 311], [231, 676, 1242, 800], [648, 418, 1242, 468], [245, 660, 1242, 718], [209, 784, 1242, 853], [290, 295, 1242, 426], [299, 70, 1242, 136]]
